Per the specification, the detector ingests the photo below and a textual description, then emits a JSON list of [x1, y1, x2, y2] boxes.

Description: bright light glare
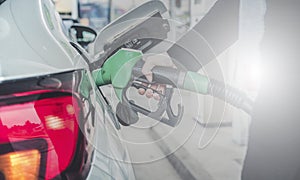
[[249, 62, 262, 87], [237, 48, 262, 91]]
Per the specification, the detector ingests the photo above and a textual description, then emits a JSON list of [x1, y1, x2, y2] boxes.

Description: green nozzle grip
[[183, 71, 209, 94]]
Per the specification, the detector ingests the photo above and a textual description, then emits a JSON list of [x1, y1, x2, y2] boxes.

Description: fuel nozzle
[[93, 48, 253, 128]]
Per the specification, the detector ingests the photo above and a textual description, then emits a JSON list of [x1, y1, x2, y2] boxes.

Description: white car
[[0, 0, 135, 179]]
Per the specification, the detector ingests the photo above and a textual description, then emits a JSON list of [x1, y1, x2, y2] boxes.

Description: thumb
[[145, 73, 153, 82], [142, 62, 155, 82]]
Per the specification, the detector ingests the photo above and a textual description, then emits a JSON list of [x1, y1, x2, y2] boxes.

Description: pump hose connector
[[207, 79, 253, 114]]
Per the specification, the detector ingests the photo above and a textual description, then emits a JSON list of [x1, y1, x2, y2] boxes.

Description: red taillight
[[0, 93, 81, 179]]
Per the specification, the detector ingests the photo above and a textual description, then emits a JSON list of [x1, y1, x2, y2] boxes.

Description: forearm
[[167, 0, 240, 71]]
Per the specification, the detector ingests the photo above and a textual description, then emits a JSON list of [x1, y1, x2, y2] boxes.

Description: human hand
[[138, 53, 176, 100]]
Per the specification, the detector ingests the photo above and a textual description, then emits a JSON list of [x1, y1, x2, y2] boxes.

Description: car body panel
[[0, 0, 84, 81], [0, 0, 135, 179]]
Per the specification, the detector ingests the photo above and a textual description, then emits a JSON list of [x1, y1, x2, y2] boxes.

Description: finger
[[153, 93, 160, 100], [141, 82, 149, 88], [150, 84, 158, 90], [146, 74, 153, 82], [142, 54, 176, 82], [145, 89, 154, 98], [138, 88, 146, 95], [157, 84, 166, 94], [142, 62, 155, 82]]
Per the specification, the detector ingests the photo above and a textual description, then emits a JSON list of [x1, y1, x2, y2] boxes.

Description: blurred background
[[54, 1, 261, 179], [54, 0, 219, 31]]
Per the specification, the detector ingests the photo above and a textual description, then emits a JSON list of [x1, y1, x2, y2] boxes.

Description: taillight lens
[[0, 150, 41, 180], [0, 93, 81, 179]]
